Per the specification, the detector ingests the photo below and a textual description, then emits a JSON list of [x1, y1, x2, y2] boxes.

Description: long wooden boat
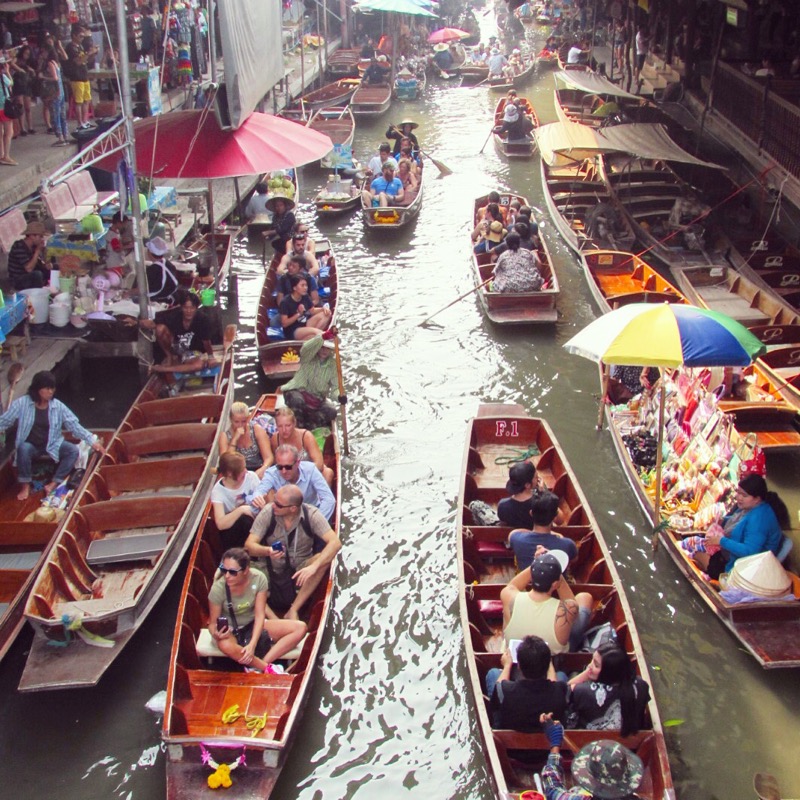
[[470, 192, 559, 325], [294, 79, 358, 112], [162, 394, 340, 798], [17, 341, 236, 691], [393, 69, 426, 100], [314, 180, 361, 218], [256, 240, 338, 380], [350, 84, 392, 118], [540, 156, 637, 254], [0, 433, 111, 664], [326, 48, 360, 77], [492, 97, 537, 159], [455, 63, 489, 85], [306, 106, 356, 170], [459, 404, 675, 796], [488, 56, 535, 90], [181, 226, 241, 292], [360, 164, 424, 231], [603, 402, 800, 668]]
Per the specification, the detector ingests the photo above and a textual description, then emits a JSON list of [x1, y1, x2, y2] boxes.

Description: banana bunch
[[280, 350, 300, 364]]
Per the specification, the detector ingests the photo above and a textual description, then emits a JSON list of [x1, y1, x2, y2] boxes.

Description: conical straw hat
[[728, 551, 791, 598]]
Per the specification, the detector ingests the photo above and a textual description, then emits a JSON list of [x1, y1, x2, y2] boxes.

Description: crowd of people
[[360, 119, 422, 209]]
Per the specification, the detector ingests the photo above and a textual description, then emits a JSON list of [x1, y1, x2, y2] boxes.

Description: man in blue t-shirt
[[508, 490, 578, 570], [361, 162, 405, 208]]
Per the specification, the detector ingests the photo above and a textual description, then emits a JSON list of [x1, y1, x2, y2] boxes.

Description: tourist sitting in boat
[[567, 38, 591, 65], [249, 444, 336, 523], [362, 56, 387, 85], [279, 274, 332, 341], [567, 640, 651, 735], [386, 118, 420, 157], [509, 490, 578, 569], [280, 332, 340, 429], [207, 547, 307, 673], [487, 47, 508, 78], [146, 288, 216, 378], [432, 43, 453, 72], [362, 162, 405, 208], [267, 195, 296, 256], [211, 452, 260, 549], [7, 221, 50, 291], [498, 461, 539, 528], [219, 402, 274, 480], [365, 142, 398, 178], [474, 220, 507, 255], [397, 159, 419, 193], [271, 406, 334, 487], [508, 48, 523, 74], [276, 254, 319, 307], [491, 221, 538, 260], [291, 221, 317, 256], [246, 483, 341, 620], [245, 181, 271, 222], [476, 192, 504, 224], [680, 474, 789, 581], [485, 635, 568, 731], [540, 719, 646, 800], [143, 236, 179, 304], [398, 138, 421, 172], [0, 370, 105, 501], [506, 199, 522, 227], [472, 201, 504, 243], [501, 552, 593, 654], [278, 232, 319, 277], [492, 232, 544, 292]]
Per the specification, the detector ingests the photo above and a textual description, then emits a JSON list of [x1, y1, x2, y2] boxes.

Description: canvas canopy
[[554, 69, 641, 101], [535, 117, 724, 169]]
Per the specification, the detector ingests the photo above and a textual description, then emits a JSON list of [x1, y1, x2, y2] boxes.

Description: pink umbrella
[[427, 27, 471, 44], [90, 110, 334, 179]]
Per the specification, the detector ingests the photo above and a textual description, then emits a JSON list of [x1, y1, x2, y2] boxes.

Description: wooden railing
[[711, 61, 800, 179]]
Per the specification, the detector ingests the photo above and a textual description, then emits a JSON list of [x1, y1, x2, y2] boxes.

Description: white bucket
[[20, 287, 51, 325], [49, 301, 71, 328]]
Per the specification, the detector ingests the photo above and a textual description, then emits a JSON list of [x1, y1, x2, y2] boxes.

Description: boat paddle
[[4, 362, 23, 412], [418, 277, 493, 327], [754, 773, 797, 800], [479, 126, 494, 154], [331, 327, 349, 455], [390, 125, 452, 177], [214, 325, 237, 393]]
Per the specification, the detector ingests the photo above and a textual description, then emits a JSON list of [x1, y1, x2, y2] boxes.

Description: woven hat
[[433, 43, 449, 52], [485, 220, 507, 243], [727, 550, 792, 598], [25, 221, 47, 236], [572, 740, 644, 799], [503, 103, 519, 122], [398, 118, 418, 129], [491, 47, 500, 55], [146, 236, 169, 256], [265, 194, 295, 213]]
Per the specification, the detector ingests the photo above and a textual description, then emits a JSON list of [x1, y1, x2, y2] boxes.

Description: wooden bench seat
[[195, 629, 306, 662], [86, 532, 169, 566]]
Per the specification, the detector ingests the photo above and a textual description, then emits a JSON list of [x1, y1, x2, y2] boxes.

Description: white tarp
[[218, 0, 283, 130], [554, 69, 641, 101], [535, 118, 724, 169]]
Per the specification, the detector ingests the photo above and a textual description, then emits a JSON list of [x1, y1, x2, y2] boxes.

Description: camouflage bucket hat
[[571, 740, 644, 799]]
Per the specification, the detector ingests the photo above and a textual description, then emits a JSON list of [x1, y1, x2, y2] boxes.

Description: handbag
[[224, 583, 273, 659], [3, 98, 23, 120], [736, 432, 766, 478]]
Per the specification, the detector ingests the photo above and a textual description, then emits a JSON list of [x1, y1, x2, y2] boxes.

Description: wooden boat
[[326, 48, 360, 77], [256, 240, 338, 380], [455, 63, 489, 85], [183, 226, 241, 292], [394, 68, 426, 100], [493, 97, 537, 159], [488, 56, 536, 90], [540, 156, 637, 254], [603, 403, 800, 668], [581, 250, 685, 312], [599, 155, 720, 268], [458, 404, 675, 795], [294, 79, 357, 112], [0, 433, 111, 664], [18, 340, 236, 691], [350, 83, 392, 118], [162, 394, 340, 798], [314, 179, 361, 218], [470, 193, 559, 325], [360, 164, 424, 231], [306, 106, 356, 170]]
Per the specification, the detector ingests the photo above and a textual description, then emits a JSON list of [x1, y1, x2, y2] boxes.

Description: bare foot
[[16, 484, 30, 501], [43, 481, 57, 495]]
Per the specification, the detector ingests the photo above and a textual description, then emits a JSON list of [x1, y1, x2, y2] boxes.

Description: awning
[[0, 2, 44, 12], [535, 117, 724, 169], [554, 69, 641, 101]]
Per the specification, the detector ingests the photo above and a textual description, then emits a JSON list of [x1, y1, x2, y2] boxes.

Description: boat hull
[[350, 85, 392, 117]]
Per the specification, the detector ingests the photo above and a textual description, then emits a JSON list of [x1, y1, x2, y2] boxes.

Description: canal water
[[2, 58, 800, 800]]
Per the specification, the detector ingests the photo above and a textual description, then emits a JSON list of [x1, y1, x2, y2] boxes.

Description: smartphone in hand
[[216, 616, 229, 633], [272, 541, 284, 553]]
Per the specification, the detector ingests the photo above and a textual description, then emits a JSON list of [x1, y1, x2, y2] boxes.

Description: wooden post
[[652, 381, 666, 526]]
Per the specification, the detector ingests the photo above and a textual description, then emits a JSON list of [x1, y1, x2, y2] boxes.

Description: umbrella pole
[[652, 381, 666, 545], [207, 180, 220, 298], [333, 330, 349, 455], [597, 362, 609, 430]]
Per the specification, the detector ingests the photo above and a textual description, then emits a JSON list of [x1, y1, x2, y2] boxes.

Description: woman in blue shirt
[[0, 371, 104, 500]]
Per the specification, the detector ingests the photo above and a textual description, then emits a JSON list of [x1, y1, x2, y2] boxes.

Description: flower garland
[[199, 744, 246, 790]]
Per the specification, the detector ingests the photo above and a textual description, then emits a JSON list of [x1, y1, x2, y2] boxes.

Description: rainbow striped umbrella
[[564, 303, 767, 368]]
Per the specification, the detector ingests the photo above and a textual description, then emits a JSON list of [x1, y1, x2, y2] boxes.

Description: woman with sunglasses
[[207, 548, 307, 674]]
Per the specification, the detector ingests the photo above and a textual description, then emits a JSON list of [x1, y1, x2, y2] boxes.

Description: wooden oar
[[390, 125, 452, 177], [479, 126, 494, 154], [4, 362, 23, 412], [331, 328, 349, 455], [419, 276, 493, 326]]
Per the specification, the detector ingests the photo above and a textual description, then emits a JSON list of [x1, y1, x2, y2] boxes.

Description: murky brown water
[[1, 46, 800, 800]]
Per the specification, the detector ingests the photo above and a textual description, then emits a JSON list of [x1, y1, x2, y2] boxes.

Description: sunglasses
[[218, 564, 244, 575], [276, 462, 297, 471]]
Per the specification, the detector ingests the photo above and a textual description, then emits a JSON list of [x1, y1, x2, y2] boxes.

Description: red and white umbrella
[[427, 27, 470, 44]]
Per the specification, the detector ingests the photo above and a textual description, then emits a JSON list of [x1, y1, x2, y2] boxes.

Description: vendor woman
[[0, 370, 105, 501], [682, 473, 789, 580]]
